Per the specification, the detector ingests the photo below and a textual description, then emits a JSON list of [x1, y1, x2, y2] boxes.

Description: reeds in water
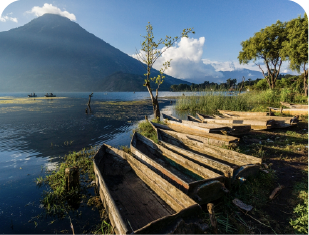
[[175, 90, 308, 114]]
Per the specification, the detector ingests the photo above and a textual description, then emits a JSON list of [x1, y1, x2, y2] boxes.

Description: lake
[[0, 91, 194, 234]]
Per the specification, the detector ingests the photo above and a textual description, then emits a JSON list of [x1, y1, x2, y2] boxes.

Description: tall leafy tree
[[281, 13, 308, 96], [238, 20, 287, 89], [136, 23, 194, 120]]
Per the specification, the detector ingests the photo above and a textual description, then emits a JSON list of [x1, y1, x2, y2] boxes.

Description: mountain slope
[[0, 14, 189, 92]]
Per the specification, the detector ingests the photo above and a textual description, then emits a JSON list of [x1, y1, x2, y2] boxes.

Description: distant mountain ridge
[[0, 14, 189, 92]]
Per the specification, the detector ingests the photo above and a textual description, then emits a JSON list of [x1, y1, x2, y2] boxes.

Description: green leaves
[[138, 22, 194, 85]]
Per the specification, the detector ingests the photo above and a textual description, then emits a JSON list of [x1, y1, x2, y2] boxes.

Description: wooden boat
[[188, 115, 251, 136], [93, 144, 205, 234], [44, 93, 56, 97], [152, 121, 239, 147], [130, 132, 228, 204], [198, 114, 298, 130], [28, 93, 37, 97], [149, 125, 261, 183], [218, 110, 270, 116], [269, 107, 308, 116], [280, 102, 308, 109], [197, 113, 278, 130]]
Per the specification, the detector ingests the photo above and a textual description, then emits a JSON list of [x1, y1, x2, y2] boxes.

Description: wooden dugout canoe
[[163, 113, 228, 133], [269, 107, 308, 116], [280, 102, 308, 109], [218, 110, 270, 116], [150, 125, 261, 183], [93, 144, 205, 234], [152, 121, 239, 147], [130, 132, 227, 204], [197, 112, 275, 130], [188, 115, 251, 136], [198, 112, 298, 129]]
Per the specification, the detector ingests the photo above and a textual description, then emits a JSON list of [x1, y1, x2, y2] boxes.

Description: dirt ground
[[209, 118, 308, 234]]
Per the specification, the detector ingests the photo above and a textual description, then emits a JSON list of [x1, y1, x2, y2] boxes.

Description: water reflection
[[0, 92, 184, 234]]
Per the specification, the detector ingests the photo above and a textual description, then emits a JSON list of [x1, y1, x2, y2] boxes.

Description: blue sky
[[0, 0, 307, 83]]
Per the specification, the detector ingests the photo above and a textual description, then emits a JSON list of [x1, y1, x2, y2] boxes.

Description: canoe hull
[[130, 132, 227, 204], [94, 144, 205, 234]]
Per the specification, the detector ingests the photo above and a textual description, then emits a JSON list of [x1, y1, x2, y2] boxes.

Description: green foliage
[[281, 13, 308, 95], [135, 120, 163, 143], [253, 79, 269, 90], [40, 148, 96, 217], [238, 20, 287, 89], [138, 23, 194, 89], [281, 13, 308, 73], [279, 88, 292, 103], [175, 89, 308, 113], [136, 22, 194, 119], [290, 172, 308, 234]]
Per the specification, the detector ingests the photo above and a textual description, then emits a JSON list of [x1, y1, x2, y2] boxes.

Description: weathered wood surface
[[280, 102, 308, 109], [130, 132, 227, 204], [269, 107, 308, 116], [151, 127, 261, 182], [154, 119, 239, 146], [157, 130, 260, 182], [93, 144, 204, 234], [218, 110, 270, 116], [164, 113, 227, 133], [197, 112, 285, 130], [188, 115, 251, 136], [162, 113, 182, 122], [65, 167, 79, 191]]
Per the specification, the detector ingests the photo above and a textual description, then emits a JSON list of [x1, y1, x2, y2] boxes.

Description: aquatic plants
[[175, 89, 308, 114], [39, 148, 96, 217]]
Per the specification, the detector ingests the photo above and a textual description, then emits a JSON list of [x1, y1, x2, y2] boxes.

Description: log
[[269, 185, 284, 200], [65, 167, 79, 191]]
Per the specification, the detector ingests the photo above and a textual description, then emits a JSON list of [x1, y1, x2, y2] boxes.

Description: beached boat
[[161, 113, 239, 146], [269, 107, 308, 116], [280, 102, 308, 109], [130, 132, 228, 204], [188, 115, 251, 136], [149, 124, 261, 183], [152, 121, 239, 147], [93, 144, 205, 234], [197, 114, 275, 130], [197, 112, 294, 130], [44, 93, 56, 97], [218, 110, 270, 116]]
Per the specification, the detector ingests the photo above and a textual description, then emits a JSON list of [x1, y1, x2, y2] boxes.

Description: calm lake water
[[0, 91, 194, 234]]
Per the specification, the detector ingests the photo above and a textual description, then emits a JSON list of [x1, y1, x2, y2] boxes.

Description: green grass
[[290, 170, 308, 234], [135, 119, 166, 143], [38, 148, 96, 217], [175, 90, 308, 114]]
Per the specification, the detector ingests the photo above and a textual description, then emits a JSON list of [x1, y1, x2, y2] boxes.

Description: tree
[[238, 20, 287, 89], [136, 23, 194, 120], [281, 13, 308, 96]]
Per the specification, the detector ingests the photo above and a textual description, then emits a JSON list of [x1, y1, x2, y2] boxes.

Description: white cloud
[[27, 3, 76, 21], [293, 0, 309, 14], [0, 15, 17, 22], [133, 37, 223, 84], [202, 59, 299, 75], [0, 0, 19, 23]]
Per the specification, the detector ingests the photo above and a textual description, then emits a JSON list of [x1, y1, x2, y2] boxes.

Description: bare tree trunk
[[87, 93, 93, 113], [146, 84, 161, 121], [153, 98, 160, 120]]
